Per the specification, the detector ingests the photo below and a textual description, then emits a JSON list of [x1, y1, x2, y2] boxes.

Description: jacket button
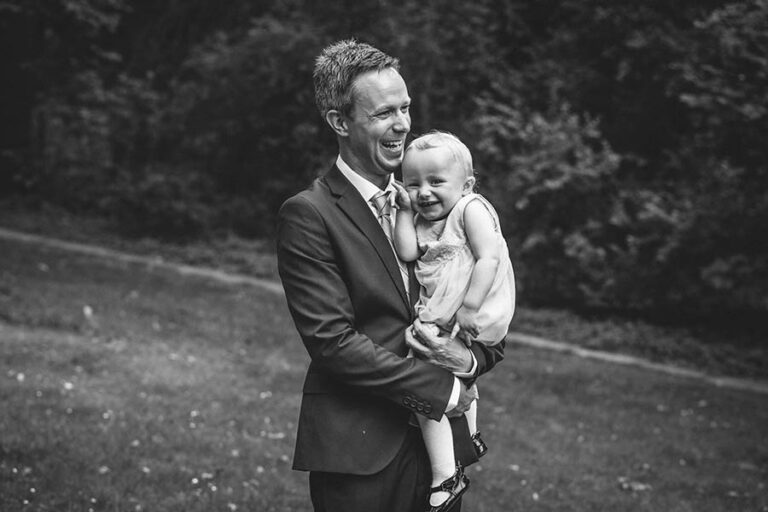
[[424, 404, 432, 414]]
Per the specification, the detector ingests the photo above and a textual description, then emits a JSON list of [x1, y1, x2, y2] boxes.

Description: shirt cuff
[[445, 352, 478, 414], [446, 377, 461, 413]]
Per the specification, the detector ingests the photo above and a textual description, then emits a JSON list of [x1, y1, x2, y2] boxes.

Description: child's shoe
[[426, 464, 470, 512], [471, 431, 488, 458]]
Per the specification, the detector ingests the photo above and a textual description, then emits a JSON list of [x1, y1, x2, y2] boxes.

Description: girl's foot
[[427, 464, 469, 512]]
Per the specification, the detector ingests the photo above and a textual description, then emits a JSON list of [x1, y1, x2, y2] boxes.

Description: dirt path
[[0, 226, 284, 294], [2, 225, 766, 396]]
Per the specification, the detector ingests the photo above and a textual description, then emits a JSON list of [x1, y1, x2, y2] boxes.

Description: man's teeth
[[383, 141, 402, 150]]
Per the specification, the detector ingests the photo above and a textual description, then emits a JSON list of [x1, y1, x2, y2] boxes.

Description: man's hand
[[406, 319, 473, 374]]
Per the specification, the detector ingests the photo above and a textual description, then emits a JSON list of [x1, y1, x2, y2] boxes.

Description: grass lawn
[[1, 200, 766, 380], [1, 237, 767, 511]]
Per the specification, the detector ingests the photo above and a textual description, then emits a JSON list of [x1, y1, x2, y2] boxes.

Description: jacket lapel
[[325, 166, 411, 309], [408, 263, 420, 317]]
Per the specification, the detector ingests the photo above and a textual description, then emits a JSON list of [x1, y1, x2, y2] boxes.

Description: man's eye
[[401, 105, 410, 114]]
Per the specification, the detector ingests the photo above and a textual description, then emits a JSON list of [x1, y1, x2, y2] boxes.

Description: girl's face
[[401, 146, 474, 221]]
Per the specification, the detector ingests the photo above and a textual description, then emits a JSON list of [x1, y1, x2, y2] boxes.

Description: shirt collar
[[336, 155, 397, 205]]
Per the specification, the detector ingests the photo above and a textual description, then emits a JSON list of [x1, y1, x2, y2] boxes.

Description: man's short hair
[[313, 39, 400, 117], [406, 131, 474, 178]]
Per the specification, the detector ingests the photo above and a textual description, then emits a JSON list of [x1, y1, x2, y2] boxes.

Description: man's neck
[[338, 150, 390, 191]]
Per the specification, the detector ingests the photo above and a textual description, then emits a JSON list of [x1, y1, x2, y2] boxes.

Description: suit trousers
[[309, 425, 463, 512]]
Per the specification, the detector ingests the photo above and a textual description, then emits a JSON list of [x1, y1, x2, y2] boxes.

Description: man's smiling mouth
[[382, 140, 403, 151]]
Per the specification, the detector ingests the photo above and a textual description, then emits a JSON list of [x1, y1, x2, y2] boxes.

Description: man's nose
[[393, 110, 410, 133]]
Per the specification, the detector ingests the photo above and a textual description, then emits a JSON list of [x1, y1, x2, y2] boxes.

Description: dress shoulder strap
[[450, 193, 501, 232]]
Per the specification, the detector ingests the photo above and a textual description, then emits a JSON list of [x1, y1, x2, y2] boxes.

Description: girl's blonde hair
[[405, 131, 474, 177]]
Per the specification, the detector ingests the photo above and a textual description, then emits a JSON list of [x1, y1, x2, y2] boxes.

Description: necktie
[[371, 190, 394, 241], [371, 190, 410, 297]]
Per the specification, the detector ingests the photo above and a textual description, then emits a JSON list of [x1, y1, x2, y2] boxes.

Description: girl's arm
[[456, 199, 500, 340], [392, 182, 420, 262]]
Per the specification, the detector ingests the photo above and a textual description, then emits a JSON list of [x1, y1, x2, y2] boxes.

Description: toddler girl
[[393, 131, 515, 511]]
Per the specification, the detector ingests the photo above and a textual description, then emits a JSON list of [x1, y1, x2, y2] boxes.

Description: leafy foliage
[[2, 0, 765, 317], [470, 99, 621, 308]]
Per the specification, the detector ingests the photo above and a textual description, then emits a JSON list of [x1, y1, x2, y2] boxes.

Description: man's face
[[342, 68, 411, 185]]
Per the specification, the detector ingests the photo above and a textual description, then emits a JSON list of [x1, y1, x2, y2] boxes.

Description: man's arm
[[277, 194, 455, 420], [405, 318, 505, 378]]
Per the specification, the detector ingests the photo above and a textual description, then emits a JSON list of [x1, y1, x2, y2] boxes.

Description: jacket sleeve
[[277, 194, 455, 421], [470, 338, 505, 378]]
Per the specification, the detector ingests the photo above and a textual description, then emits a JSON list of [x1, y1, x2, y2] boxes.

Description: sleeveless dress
[[414, 193, 515, 346]]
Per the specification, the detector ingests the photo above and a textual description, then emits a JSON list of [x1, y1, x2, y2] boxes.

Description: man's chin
[[377, 155, 403, 173]]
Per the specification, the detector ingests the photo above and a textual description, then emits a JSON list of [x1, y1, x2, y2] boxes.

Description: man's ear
[[325, 110, 348, 137]]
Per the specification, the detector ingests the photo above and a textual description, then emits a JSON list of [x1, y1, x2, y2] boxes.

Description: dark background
[[1, 0, 766, 326]]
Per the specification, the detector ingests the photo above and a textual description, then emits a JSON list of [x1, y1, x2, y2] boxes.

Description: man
[[277, 39, 505, 512]]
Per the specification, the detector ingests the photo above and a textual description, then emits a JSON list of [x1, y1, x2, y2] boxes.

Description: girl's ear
[[325, 110, 348, 137], [463, 176, 476, 194]]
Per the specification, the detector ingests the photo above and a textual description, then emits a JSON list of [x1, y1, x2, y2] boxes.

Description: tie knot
[[371, 191, 392, 216]]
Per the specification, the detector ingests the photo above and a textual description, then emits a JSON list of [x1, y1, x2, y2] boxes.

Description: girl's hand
[[455, 306, 480, 346], [392, 182, 412, 211]]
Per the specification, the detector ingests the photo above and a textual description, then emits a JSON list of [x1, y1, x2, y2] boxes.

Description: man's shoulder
[[281, 164, 351, 208], [282, 175, 329, 204], [278, 173, 337, 223]]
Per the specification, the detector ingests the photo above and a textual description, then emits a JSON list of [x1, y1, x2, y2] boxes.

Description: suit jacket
[[277, 164, 505, 475]]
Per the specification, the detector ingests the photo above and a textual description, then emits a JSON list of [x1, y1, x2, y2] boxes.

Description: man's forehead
[[351, 69, 409, 108]]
